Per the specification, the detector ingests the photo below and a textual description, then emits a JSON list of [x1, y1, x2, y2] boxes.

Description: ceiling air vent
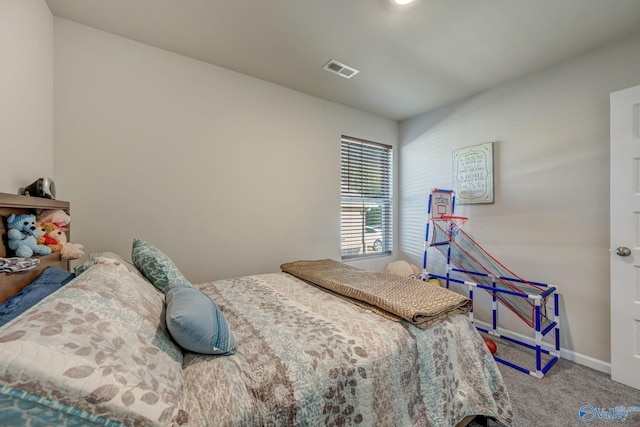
[[322, 59, 359, 79]]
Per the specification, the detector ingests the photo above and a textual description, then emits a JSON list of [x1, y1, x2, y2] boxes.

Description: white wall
[[0, 0, 53, 193], [53, 18, 398, 283], [399, 34, 640, 365]]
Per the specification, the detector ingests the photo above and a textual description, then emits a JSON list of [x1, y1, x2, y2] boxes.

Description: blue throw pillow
[[131, 239, 191, 292], [165, 282, 236, 355]]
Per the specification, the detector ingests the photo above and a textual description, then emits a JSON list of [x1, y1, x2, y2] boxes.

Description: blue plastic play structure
[[420, 188, 560, 378]]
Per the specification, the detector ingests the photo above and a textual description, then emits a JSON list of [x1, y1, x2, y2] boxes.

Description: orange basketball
[[484, 337, 497, 354]]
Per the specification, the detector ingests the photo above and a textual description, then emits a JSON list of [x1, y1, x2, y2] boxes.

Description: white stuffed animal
[[384, 260, 420, 277], [47, 228, 85, 260]]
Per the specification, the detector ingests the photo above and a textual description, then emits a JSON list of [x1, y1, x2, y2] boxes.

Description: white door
[[610, 84, 640, 389]]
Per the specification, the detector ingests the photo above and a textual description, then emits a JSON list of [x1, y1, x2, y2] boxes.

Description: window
[[341, 136, 393, 259]]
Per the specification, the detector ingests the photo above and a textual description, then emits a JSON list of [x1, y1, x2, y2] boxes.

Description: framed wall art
[[453, 142, 494, 204]]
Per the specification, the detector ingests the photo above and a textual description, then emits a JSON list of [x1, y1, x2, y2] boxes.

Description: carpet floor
[[482, 334, 640, 427]]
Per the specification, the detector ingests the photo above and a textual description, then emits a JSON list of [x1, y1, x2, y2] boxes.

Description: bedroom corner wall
[[399, 33, 640, 366], [53, 18, 398, 283], [0, 0, 53, 194]]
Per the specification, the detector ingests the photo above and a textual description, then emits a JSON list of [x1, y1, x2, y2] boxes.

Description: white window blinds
[[340, 136, 393, 259]]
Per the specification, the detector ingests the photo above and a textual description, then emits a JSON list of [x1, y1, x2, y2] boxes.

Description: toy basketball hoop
[[423, 188, 561, 379], [434, 215, 468, 238], [439, 215, 468, 228]]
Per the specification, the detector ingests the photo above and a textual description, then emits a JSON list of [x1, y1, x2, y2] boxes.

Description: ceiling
[[46, 0, 640, 121]]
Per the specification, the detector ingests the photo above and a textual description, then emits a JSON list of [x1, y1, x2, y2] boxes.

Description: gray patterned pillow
[[131, 239, 191, 292]]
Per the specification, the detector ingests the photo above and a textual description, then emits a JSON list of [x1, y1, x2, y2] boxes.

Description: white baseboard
[[473, 319, 611, 374]]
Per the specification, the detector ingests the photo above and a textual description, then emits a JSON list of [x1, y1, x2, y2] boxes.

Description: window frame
[[340, 136, 393, 260]]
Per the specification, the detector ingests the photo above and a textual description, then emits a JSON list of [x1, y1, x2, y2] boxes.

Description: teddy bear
[[37, 209, 85, 260], [384, 260, 420, 277], [6, 214, 52, 258], [35, 221, 64, 252], [46, 227, 85, 260]]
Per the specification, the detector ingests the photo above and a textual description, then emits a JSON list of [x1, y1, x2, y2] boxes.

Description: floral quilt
[[0, 261, 183, 426], [180, 273, 513, 427], [0, 260, 513, 427]]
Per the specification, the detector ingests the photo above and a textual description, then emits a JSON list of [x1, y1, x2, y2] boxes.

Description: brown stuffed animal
[[35, 221, 63, 252], [36, 209, 85, 260]]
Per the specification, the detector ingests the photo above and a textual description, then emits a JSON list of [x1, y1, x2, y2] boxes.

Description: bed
[[0, 193, 513, 427]]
